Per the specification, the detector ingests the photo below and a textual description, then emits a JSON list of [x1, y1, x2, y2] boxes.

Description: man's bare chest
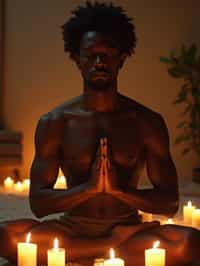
[[61, 113, 143, 170]]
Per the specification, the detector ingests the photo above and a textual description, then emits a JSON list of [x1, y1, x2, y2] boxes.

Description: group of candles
[[18, 233, 167, 266], [183, 200, 200, 227], [18, 234, 165, 266], [3, 175, 67, 194], [139, 200, 200, 229], [18, 233, 65, 266], [18, 234, 125, 266], [4, 177, 30, 194]]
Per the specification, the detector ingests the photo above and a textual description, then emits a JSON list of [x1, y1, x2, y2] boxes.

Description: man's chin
[[87, 79, 112, 91]]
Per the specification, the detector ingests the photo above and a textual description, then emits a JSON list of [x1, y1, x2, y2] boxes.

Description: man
[[1, 2, 200, 266]]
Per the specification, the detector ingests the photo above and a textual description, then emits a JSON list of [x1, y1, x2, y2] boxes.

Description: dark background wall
[[3, 0, 200, 182]]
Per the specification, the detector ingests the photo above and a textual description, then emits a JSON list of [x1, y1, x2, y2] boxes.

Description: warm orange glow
[[110, 248, 115, 259], [166, 218, 174, 224], [23, 179, 30, 190], [4, 176, 14, 189], [26, 233, 31, 243], [54, 176, 67, 189], [53, 238, 59, 249], [153, 241, 160, 249], [14, 181, 23, 192]]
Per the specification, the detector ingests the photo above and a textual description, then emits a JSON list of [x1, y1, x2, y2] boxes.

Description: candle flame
[[153, 241, 160, 249], [188, 201, 192, 207], [110, 248, 115, 259], [5, 177, 12, 182], [26, 233, 31, 243], [166, 218, 174, 224], [54, 238, 59, 249]]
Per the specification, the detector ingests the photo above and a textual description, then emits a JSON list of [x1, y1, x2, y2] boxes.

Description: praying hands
[[90, 137, 118, 194]]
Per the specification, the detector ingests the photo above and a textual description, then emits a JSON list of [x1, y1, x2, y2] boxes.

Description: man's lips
[[91, 71, 110, 77]]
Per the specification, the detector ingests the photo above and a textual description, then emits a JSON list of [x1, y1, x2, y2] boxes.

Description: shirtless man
[[1, 2, 200, 266]]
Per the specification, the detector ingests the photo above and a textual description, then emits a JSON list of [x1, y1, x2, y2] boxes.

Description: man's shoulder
[[119, 94, 163, 123], [39, 95, 82, 122], [36, 96, 82, 133]]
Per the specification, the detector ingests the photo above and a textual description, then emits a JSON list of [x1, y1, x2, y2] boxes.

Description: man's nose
[[94, 55, 106, 67]]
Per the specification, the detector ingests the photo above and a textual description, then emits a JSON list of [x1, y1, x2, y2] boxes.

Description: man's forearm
[[111, 188, 179, 217], [30, 183, 94, 218]]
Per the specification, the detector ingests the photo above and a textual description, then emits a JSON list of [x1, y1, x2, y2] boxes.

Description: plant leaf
[[160, 57, 173, 63], [168, 66, 183, 78]]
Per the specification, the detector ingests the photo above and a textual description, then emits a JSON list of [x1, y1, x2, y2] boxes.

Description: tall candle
[[104, 248, 125, 266], [183, 201, 196, 225], [4, 176, 14, 191], [22, 179, 30, 192], [14, 181, 24, 193], [48, 238, 65, 266], [192, 208, 200, 228], [145, 241, 165, 266], [17, 233, 37, 266]]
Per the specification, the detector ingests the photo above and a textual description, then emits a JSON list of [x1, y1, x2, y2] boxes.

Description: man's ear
[[119, 53, 128, 68]]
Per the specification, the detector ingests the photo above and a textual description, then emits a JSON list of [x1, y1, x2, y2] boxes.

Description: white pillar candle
[[4, 176, 14, 191], [54, 176, 67, 189], [17, 233, 37, 266], [183, 201, 196, 225], [48, 238, 65, 266], [145, 241, 165, 266], [104, 248, 125, 266], [14, 181, 24, 193], [164, 218, 174, 224], [192, 208, 200, 228], [22, 179, 30, 192]]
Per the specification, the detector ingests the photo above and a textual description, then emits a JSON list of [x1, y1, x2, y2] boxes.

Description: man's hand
[[90, 137, 119, 194], [102, 138, 119, 194], [90, 138, 105, 193]]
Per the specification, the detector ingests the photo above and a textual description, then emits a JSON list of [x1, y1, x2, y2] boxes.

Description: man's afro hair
[[62, 1, 137, 59]]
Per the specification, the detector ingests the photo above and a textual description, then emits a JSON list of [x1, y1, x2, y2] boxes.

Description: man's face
[[76, 31, 126, 91]]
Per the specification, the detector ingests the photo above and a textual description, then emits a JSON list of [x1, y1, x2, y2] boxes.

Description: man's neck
[[82, 87, 119, 112]]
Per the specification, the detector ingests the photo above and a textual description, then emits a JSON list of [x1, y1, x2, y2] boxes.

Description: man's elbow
[[166, 197, 179, 217], [29, 196, 46, 218]]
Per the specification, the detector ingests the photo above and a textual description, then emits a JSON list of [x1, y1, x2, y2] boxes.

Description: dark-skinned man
[[1, 2, 200, 266]]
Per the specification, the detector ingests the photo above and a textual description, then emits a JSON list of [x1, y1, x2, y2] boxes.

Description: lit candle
[[138, 210, 153, 222], [4, 176, 14, 191], [54, 176, 67, 189], [183, 201, 196, 225], [22, 179, 30, 192], [104, 248, 125, 266], [164, 218, 174, 224], [192, 208, 200, 228], [145, 241, 165, 266], [48, 238, 65, 266], [14, 181, 24, 193], [94, 258, 105, 266], [17, 233, 37, 266]]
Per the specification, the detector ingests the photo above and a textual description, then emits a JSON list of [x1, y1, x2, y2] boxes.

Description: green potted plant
[[160, 43, 200, 182]]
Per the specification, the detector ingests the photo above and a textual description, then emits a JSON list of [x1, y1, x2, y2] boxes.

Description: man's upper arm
[[145, 114, 178, 195], [30, 113, 62, 190]]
